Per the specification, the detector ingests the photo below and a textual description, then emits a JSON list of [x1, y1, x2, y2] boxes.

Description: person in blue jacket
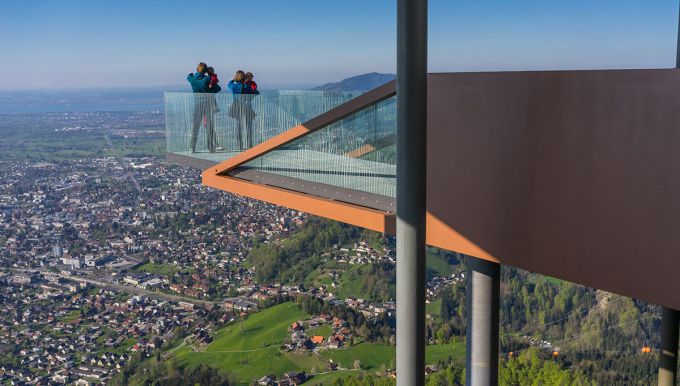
[[228, 70, 256, 150], [187, 62, 218, 152], [187, 63, 210, 92]]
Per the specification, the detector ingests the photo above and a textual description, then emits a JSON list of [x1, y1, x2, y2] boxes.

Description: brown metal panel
[[196, 68, 680, 308], [427, 69, 680, 309]]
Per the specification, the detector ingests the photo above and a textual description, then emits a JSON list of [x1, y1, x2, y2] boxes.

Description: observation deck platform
[[167, 69, 680, 312]]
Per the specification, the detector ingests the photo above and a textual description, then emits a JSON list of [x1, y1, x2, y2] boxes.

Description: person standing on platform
[[228, 70, 254, 150], [187, 62, 218, 153]]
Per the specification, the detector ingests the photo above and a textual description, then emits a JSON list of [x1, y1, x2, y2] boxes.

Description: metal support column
[[396, 0, 427, 384], [676, 1, 680, 68], [466, 256, 500, 386], [659, 7, 680, 384], [658, 307, 679, 386]]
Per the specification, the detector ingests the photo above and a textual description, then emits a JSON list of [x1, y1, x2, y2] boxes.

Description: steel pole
[[396, 0, 427, 384], [677, 1, 680, 68], [466, 256, 500, 386], [658, 307, 680, 386], [658, 4, 680, 385]]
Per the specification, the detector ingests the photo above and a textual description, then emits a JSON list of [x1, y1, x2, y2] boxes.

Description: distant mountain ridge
[[312, 72, 396, 91]]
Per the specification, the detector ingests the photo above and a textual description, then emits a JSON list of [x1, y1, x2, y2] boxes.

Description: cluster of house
[[0, 157, 301, 304], [332, 241, 395, 265], [229, 282, 396, 322], [426, 271, 465, 304], [0, 277, 222, 385], [522, 335, 557, 353], [0, 155, 466, 384], [257, 371, 308, 385], [122, 272, 166, 289], [285, 314, 353, 352]]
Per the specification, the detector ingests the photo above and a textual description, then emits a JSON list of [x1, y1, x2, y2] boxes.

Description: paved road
[[40, 270, 215, 307]]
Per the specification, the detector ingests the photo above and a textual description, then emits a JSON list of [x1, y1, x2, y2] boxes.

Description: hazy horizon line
[[0, 82, 324, 93]]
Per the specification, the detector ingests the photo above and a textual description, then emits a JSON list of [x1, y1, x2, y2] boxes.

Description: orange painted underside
[[202, 172, 498, 263], [202, 172, 396, 234], [200, 79, 497, 263]]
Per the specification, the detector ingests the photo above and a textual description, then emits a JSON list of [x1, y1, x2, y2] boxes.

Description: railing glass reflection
[[165, 90, 359, 164], [240, 96, 397, 198]]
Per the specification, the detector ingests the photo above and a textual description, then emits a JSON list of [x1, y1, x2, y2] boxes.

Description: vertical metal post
[[396, 0, 427, 384], [658, 307, 679, 386], [659, 10, 680, 386], [466, 256, 500, 386], [676, 1, 680, 69], [661, 4, 680, 379]]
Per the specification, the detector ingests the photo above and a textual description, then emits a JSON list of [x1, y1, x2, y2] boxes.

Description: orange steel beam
[[203, 171, 497, 262], [426, 212, 499, 263], [199, 77, 498, 263], [207, 81, 396, 176], [344, 144, 377, 158], [203, 171, 396, 234]]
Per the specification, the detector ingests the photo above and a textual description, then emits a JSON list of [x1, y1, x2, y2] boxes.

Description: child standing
[[244, 72, 258, 93], [207, 67, 221, 93]]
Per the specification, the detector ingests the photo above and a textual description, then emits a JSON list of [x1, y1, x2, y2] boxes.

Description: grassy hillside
[[172, 301, 466, 385], [208, 302, 305, 351], [320, 340, 465, 370], [426, 249, 455, 279], [306, 370, 361, 385], [174, 302, 315, 383]]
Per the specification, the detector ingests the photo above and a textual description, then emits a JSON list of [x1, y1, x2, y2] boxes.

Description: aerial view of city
[[2, 1, 680, 386]]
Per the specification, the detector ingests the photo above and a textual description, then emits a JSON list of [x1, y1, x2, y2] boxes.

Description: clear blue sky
[[0, 0, 677, 90]]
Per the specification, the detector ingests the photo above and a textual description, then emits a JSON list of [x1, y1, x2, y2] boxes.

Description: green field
[[173, 302, 465, 384], [306, 370, 361, 385], [60, 310, 81, 323], [320, 341, 465, 371], [426, 298, 442, 315], [304, 267, 336, 288], [174, 302, 313, 384], [335, 265, 370, 300], [135, 262, 194, 276], [207, 302, 304, 351], [307, 325, 334, 338], [426, 249, 455, 278], [0, 121, 164, 165]]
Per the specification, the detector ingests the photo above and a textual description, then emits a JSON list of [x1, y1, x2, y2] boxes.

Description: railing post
[[658, 307, 680, 386], [466, 256, 500, 386], [396, 0, 427, 384]]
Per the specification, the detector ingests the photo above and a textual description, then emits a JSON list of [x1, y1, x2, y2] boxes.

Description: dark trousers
[[190, 95, 216, 152], [236, 118, 254, 150], [233, 102, 254, 150]]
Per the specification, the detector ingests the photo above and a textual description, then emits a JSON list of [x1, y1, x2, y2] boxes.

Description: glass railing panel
[[239, 96, 397, 199], [165, 90, 358, 165]]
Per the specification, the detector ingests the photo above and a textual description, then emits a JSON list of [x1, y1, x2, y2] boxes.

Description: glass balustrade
[[165, 90, 359, 164], [237, 96, 397, 199]]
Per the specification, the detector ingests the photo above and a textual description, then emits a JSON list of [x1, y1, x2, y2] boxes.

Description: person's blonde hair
[[233, 70, 245, 83], [197, 62, 207, 74]]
